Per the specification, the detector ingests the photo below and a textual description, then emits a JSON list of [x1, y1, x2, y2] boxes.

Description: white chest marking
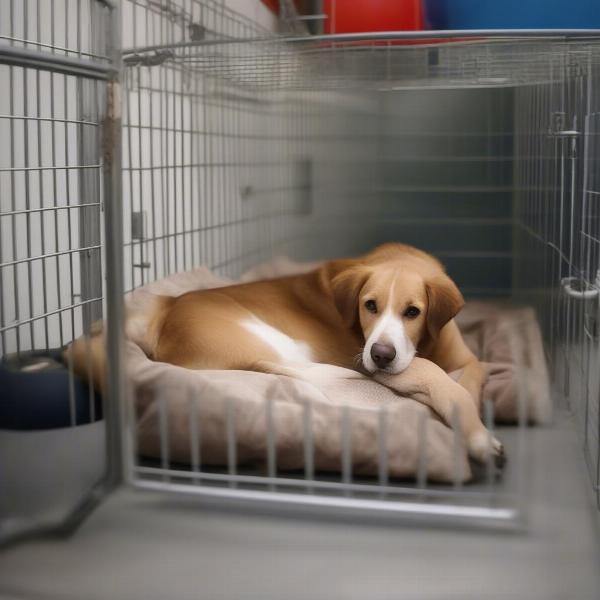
[[241, 318, 314, 364]]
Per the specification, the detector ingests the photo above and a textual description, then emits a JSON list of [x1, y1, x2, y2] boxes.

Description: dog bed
[[121, 257, 551, 484]]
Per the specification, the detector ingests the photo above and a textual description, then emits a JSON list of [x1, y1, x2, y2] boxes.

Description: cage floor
[[1, 410, 600, 600]]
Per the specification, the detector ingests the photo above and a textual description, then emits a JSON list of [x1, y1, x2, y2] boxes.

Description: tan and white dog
[[69, 243, 504, 466]]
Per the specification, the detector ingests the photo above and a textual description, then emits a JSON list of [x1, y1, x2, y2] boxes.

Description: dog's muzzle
[[370, 343, 396, 369]]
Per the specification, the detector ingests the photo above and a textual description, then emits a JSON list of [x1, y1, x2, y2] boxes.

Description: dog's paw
[[467, 430, 506, 468]]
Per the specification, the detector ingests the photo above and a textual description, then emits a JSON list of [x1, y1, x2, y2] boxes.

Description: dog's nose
[[370, 343, 396, 368]]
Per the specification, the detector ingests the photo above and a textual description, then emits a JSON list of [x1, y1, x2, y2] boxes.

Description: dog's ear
[[425, 273, 464, 340], [330, 265, 372, 328]]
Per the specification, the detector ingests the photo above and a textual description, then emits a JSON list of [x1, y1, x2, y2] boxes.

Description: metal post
[[102, 2, 129, 491]]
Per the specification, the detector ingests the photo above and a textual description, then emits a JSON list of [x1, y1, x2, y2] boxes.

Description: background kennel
[[1, 0, 600, 544]]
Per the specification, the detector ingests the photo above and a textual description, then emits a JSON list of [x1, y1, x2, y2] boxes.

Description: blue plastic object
[[0, 349, 102, 430], [424, 0, 600, 30]]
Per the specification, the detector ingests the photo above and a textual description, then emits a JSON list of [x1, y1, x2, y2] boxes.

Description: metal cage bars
[[513, 51, 600, 508], [1, 1, 597, 540], [119, 10, 600, 526], [0, 0, 124, 546]]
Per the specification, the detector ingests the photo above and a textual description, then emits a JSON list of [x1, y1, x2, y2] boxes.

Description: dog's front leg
[[455, 358, 487, 411], [373, 358, 505, 466]]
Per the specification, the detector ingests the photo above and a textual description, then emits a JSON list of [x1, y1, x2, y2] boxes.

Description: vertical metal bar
[[226, 397, 237, 488], [201, 53, 209, 267], [159, 392, 170, 482], [170, 8, 178, 275], [178, 29, 186, 273], [162, 1, 171, 275], [483, 398, 496, 492], [22, 31, 36, 351], [452, 404, 464, 490], [341, 404, 352, 496], [377, 403, 388, 493], [50, 79, 65, 347], [159, 59, 167, 277], [65, 334, 77, 426], [266, 394, 276, 489], [8, 59, 21, 355], [189, 389, 201, 475], [303, 399, 314, 491], [125, 69, 135, 290], [49, 1, 64, 348], [102, 5, 128, 489], [64, 1, 77, 355], [192, 57, 200, 267], [78, 76, 101, 421], [218, 3, 225, 273], [136, 63, 146, 287], [185, 8, 194, 271], [217, 50, 225, 273], [76, 0, 81, 58], [416, 408, 428, 492], [146, 10, 162, 280], [35, 0, 49, 352], [147, 0, 158, 282]]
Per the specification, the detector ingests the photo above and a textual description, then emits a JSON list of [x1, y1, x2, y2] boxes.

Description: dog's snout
[[370, 343, 396, 368]]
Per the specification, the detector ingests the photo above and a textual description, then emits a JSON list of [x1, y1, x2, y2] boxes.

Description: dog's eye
[[365, 299, 378, 313], [404, 305, 421, 318]]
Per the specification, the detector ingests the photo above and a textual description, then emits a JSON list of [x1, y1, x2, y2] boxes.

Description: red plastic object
[[322, 0, 425, 34]]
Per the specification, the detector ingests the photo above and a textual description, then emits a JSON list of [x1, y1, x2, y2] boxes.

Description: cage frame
[[3, 8, 600, 545]]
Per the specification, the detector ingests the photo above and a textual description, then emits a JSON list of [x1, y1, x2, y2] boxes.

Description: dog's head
[[330, 260, 464, 374]]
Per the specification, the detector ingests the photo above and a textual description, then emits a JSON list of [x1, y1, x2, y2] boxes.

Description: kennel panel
[[513, 47, 600, 508], [0, 0, 112, 357], [0, 0, 119, 546], [120, 5, 599, 526], [121, 1, 382, 289], [578, 57, 600, 507]]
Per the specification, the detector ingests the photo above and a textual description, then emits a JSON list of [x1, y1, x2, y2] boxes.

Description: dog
[[68, 243, 503, 466]]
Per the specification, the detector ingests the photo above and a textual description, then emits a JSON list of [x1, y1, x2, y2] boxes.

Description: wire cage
[[116, 1, 600, 527], [2, 0, 600, 543], [0, 0, 121, 544]]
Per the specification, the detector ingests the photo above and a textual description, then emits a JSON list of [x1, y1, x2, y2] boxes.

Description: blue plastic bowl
[[0, 349, 101, 430], [424, 0, 600, 30]]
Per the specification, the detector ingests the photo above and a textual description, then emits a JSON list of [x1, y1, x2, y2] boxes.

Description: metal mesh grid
[[0, 0, 112, 63], [121, 0, 380, 289], [124, 34, 600, 91], [122, 0, 286, 289], [582, 91, 600, 506], [2, 0, 599, 533], [0, 0, 119, 546], [513, 51, 600, 508], [118, 1, 583, 525], [0, 0, 111, 362]]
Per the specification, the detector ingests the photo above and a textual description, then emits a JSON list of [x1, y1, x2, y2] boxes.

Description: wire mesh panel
[[0, 0, 118, 545], [120, 1, 600, 527], [581, 69, 600, 507], [514, 44, 600, 508], [121, 0, 380, 290]]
